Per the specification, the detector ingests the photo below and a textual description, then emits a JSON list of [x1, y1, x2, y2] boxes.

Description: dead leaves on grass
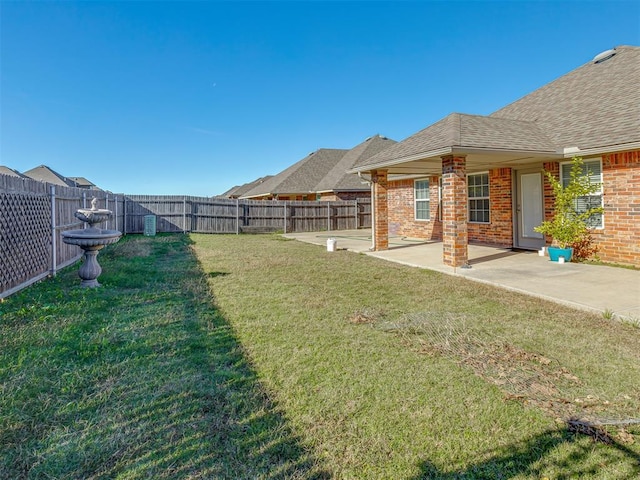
[[351, 309, 639, 444], [347, 308, 384, 325]]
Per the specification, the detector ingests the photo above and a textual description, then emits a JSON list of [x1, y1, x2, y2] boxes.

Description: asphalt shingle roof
[[351, 114, 557, 170], [22, 165, 76, 187], [220, 176, 273, 198], [491, 45, 640, 151], [0, 166, 27, 178], [315, 135, 397, 191], [241, 149, 348, 198], [68, 177, 96, 188], [353, 45, 640, 172]]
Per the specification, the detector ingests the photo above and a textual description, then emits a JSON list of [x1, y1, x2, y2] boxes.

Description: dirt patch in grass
[[347, 308, 385, 325]]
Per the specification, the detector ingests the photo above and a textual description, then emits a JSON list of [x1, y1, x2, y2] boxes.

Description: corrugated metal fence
[[1, 174, 371, 298]]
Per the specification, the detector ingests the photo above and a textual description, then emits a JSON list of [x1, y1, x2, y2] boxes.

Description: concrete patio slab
[[283, 229, 640, 321]]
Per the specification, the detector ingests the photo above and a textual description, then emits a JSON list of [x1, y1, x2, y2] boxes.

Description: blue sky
[[1, 1, 639, 196]]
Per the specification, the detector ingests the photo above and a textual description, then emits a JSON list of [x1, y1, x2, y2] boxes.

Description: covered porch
[[348, 113, 567, 267]]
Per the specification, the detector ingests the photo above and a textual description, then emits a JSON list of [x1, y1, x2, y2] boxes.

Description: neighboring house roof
[[352, 45, 640, 172], [22, 165, 76, 187], [220, 176, 274, 198], [0, 166, 27, 178], [241, 148, 348, 198], [21, 165, 101, 189], [68, 176, 98, 189], [314, 135, 397, 192], [219, 185, 241, 198]]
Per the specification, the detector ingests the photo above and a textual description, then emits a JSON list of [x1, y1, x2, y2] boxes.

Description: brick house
[[241, 135, 396, 201], [350, 46, 639, 267], [313, 135, 397, 201]]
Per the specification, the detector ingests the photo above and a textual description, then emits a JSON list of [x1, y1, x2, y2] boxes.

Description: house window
[[414, 179, 430, 220], [468, 173, 490, 223], [561, 158, 603, 228]]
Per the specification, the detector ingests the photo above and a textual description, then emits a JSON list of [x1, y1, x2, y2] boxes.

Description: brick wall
[[597, 150, 639, 265], [387, 177, 442, 240], [467, 168, 513, 247], [543, 151, 639, 266], [441, 155, 468, 266], [388, 168, 513, 248], [318, 191, 371, 201], [372, 170, 389, 250], [542, 161, 560, 228]]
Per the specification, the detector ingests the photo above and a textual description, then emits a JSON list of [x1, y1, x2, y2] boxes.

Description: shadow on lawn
[[2, 234, 329, 479], [100, 235, 331, 478], [414, 427, 640, 479]]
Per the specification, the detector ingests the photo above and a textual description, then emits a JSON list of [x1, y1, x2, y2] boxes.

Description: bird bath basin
[[62, 198, 122, 287], [74, 208, 113, 227]]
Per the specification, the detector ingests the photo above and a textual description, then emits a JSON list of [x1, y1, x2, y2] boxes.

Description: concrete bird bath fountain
[[62, 197, 122, 287]]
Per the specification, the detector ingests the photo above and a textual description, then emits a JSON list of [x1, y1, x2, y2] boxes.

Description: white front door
[[515, 170, 545, 249]]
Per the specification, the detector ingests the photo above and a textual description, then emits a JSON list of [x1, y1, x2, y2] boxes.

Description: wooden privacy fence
[[1, 176, 371, 298], [1, 174, 124, 299], [123, 196, 371, 234]]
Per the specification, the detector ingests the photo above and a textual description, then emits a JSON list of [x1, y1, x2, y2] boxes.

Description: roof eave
[[316, 188, 370, 194], [562, 141, 640, 158], [348, 147, 454, 174], [348, 146, 561, 173], [239, 192, 272, 199]]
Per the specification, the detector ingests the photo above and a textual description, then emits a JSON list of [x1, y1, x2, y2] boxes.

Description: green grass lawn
[[1, 233, 638, 479]]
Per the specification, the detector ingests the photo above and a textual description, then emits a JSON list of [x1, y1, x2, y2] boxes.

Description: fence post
[[105, 194, 110, 229], [284, 201, 287, 234], [236, 198, 240, 235], [114, 195, 118, 232], [82, 192, 87, 229], [123, 197, 127, 235], [354, 199, 358, 229], [327, 202, 331, 231], [50, 185, 57, 276], [183, 197, 187, 233]]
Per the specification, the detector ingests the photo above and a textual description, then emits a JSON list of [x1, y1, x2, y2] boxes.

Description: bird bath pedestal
[[62, 198, 122, 288]]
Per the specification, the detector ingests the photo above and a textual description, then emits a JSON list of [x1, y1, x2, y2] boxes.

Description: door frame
[[513, 166, 546, 250]]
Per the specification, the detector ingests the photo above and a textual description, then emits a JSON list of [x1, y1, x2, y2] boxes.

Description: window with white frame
[[561, 158, 603, 228], [414, 179, 430, 220], [468, 173, 490, 223]]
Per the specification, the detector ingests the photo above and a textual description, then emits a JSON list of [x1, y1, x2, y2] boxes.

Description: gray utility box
[[143, 215, 156, 236]]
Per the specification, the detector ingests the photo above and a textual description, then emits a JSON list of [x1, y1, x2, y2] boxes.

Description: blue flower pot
[[548, 246, 573, 262]]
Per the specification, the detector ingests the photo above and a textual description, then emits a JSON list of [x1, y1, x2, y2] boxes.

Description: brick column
[[372, 169, 389, 251], [441, 155, 468, 266]]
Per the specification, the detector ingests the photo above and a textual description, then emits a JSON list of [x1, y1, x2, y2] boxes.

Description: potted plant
[[534, 156, 603, 262]]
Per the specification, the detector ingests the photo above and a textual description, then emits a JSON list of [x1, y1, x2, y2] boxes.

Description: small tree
[[534, 156, 604, 250]]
